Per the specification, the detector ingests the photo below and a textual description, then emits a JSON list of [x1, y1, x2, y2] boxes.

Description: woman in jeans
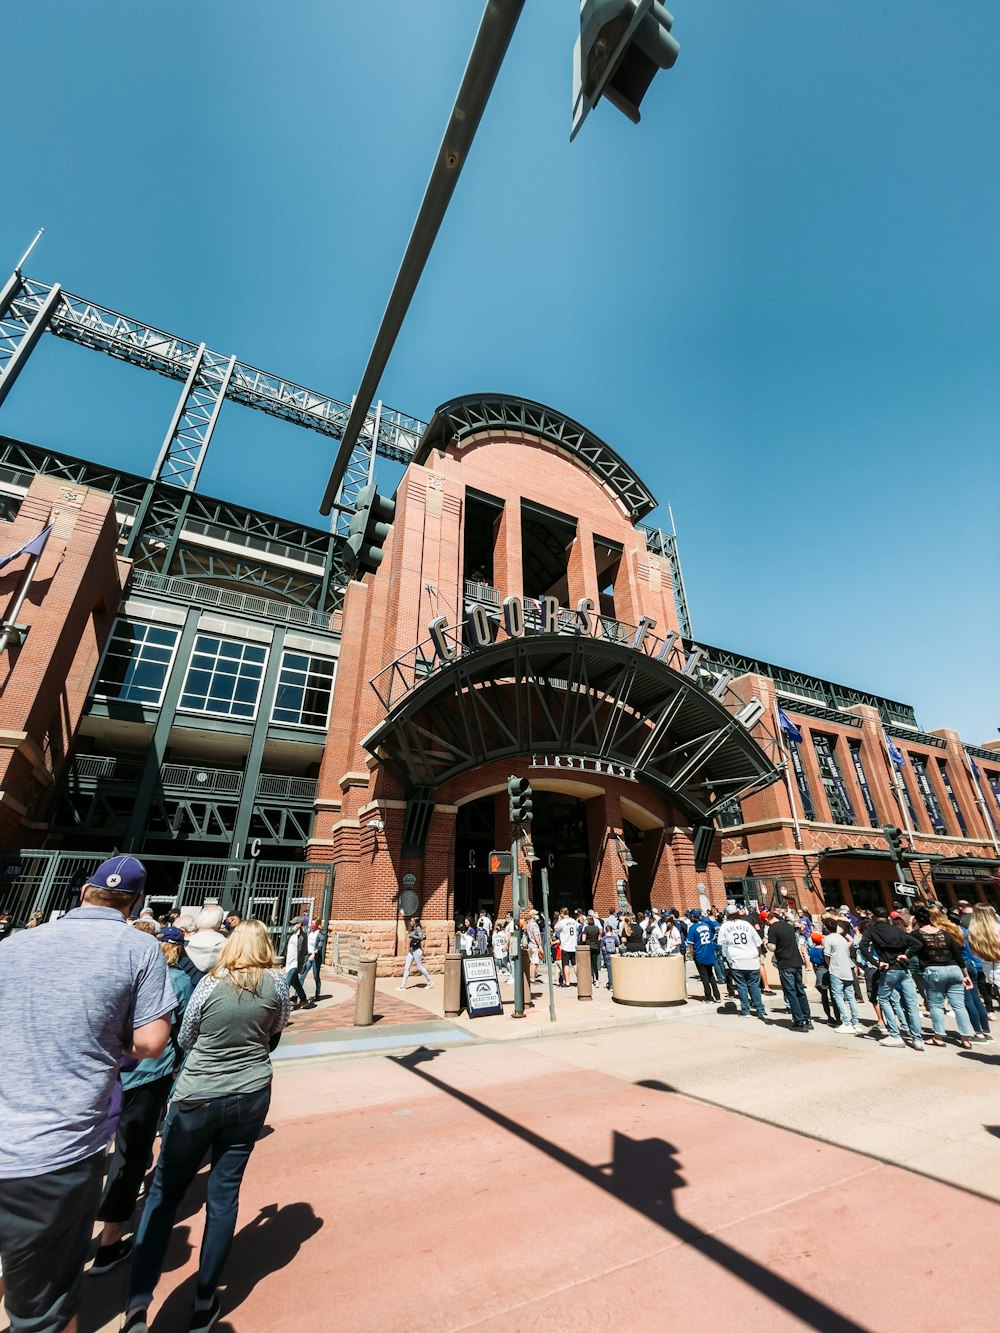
[[908, 905, 974, 1049], [122, 920, 290, 1333]]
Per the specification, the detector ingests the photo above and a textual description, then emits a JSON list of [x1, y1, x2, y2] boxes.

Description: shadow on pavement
[[150, 1202, 323, 1331], [391, 1048, 867, 1333]]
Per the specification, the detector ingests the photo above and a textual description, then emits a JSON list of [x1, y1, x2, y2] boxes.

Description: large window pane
[[272, 651, 335, 728], [94, 618, 180, 707], [179, 634, 268, 720]]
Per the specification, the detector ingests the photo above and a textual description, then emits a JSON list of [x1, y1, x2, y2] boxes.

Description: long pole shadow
[[391, 1047, 866, 1333]]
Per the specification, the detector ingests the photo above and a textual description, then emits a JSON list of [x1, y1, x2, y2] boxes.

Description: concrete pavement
[[71, 1004, 1000, 1333]]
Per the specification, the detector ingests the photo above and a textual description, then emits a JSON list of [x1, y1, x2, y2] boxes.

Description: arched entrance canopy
[[417, 393, 658, 522], [363, 634, 779, 821]]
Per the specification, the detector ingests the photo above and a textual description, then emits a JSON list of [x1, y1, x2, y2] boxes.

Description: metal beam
[[151, 344, 237, 489], [319, 0, 527, 514], [0, 276, 62, 409], [4, 274, 426, 465]]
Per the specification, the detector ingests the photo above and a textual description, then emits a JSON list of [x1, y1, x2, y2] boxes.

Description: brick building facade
[[1, 398, 998, 969]]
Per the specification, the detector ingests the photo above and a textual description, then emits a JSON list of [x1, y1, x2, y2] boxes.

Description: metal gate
[[0, 851, 334, 952]]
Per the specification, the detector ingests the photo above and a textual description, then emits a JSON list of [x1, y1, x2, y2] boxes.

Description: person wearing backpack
[[601, 921, 620, 991]]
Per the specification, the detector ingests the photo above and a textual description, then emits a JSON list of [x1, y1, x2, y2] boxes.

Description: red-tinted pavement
[[79, 1042, 1000, 1333]]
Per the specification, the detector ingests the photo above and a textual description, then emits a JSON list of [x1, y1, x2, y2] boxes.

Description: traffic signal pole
[[320, 0, 526, 515], [512, 823, 525, 1018]]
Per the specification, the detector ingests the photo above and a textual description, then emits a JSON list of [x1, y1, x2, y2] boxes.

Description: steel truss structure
[[418, 393, 658, 521], [364, 634, 779, 820], [0, 269, 692, 625]]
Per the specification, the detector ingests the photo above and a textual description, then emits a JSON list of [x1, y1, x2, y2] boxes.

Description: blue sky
[[2, 2, 997, 740]]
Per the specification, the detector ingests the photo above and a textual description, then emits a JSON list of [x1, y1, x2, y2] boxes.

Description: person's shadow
[[151, 1202, 323, 1330]]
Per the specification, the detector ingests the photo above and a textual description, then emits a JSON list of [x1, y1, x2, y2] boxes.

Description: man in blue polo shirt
[[0, 855, 175, 1333]]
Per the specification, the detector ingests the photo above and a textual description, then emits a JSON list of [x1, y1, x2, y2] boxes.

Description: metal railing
[[463, 580, 501, 606], [60, 758, 318, 803], [128, 569, 334, 631]]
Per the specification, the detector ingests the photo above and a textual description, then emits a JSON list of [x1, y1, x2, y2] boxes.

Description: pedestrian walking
[[766, 911, 813, 1030], [398, 916, 433, 990], [304, 919, 327, 1000], [284, 918, 313, 1009], [122, 920, 290, 1333], [601, 920, 620, 990], [0, 856, 175, 1333]]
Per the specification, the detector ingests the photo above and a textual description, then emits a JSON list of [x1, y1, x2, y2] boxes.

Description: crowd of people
[[457, 896, 1000, 1045], [3, 860, 999, 1332], [0, 856, 326, 1333]]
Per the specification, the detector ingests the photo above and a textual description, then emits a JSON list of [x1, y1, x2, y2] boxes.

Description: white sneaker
[[834, 1023, 856, 1033], [880, 1035, 905, 1047], [396, 985, 407, 991]]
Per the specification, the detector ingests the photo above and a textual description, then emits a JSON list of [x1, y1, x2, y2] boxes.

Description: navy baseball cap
[[158, 925, 185, 944], [689, 909, 701, 920], [89, 854, 146, 895]]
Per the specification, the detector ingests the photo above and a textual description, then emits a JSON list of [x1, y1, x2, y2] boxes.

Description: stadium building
[[1, 268, 997, 966]]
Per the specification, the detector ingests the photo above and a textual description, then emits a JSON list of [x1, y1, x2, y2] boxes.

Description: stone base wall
[[327, 918, 452, 977]]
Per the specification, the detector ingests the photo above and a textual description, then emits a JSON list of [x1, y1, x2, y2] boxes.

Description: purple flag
[[0, 524, 52, 571]]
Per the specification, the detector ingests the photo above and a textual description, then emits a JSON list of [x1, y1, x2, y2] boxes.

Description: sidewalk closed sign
[[462, 955, 503, 1017]]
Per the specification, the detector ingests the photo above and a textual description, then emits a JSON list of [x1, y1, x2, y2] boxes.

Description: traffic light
[[507, 776, 533, 824], [571, 0, 680, 141], [882, 825, 905, 862], [488, 850, 512, 875], [344, 483, 396, 579]]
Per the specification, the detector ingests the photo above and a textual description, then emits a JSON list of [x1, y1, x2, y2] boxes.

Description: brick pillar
[[566, 519, 601, 611], [586, 789, 622, 915], [493, 498, 523, 600]]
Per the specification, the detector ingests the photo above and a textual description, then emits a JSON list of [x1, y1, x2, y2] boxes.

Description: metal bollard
[[443, 952, 462, 1017], [354, 955, 378, 1027], [576, 945, 593, 1001]]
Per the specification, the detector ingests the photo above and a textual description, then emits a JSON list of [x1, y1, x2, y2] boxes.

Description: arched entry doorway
[[453, 790, 595, 922]]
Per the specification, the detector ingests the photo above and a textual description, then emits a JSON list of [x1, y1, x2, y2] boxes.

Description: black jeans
[[98, 1073, 174, 1225], [0, 1150, 105, 1333], [695, 960, 720, 1001]]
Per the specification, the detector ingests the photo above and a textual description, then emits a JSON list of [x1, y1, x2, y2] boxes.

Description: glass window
[[94, 618, 180, 707], [179, 634, 268, 719], [847, 880, 887, 913], [848, 742, 879, 828], [812, 734, 856, 825], [272, 651, 336, 728], [937, 761, 967, 836], [820, 877, 842, 909], [911, 755, 947, 834]]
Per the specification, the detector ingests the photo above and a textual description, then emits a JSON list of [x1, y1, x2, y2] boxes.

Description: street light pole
[[320, 0, 526, 515]]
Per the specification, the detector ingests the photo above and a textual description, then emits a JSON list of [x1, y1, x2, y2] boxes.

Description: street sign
[[488, 850, 512, 875], [893, 883, 917, 899], [462, 955, 503, 1017]]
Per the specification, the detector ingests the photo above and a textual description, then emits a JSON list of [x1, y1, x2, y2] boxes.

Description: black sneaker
[[190, 1294, 222, 1333], [122, 1308, 149, 1333], [90, 1236, 133, 1275]]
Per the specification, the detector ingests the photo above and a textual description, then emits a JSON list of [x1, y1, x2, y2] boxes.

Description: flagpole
[[771, 697, 803, 849], [879, 728, 915, 840], [962, 748, 1000, 856], [0, 551, 42, 660]]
